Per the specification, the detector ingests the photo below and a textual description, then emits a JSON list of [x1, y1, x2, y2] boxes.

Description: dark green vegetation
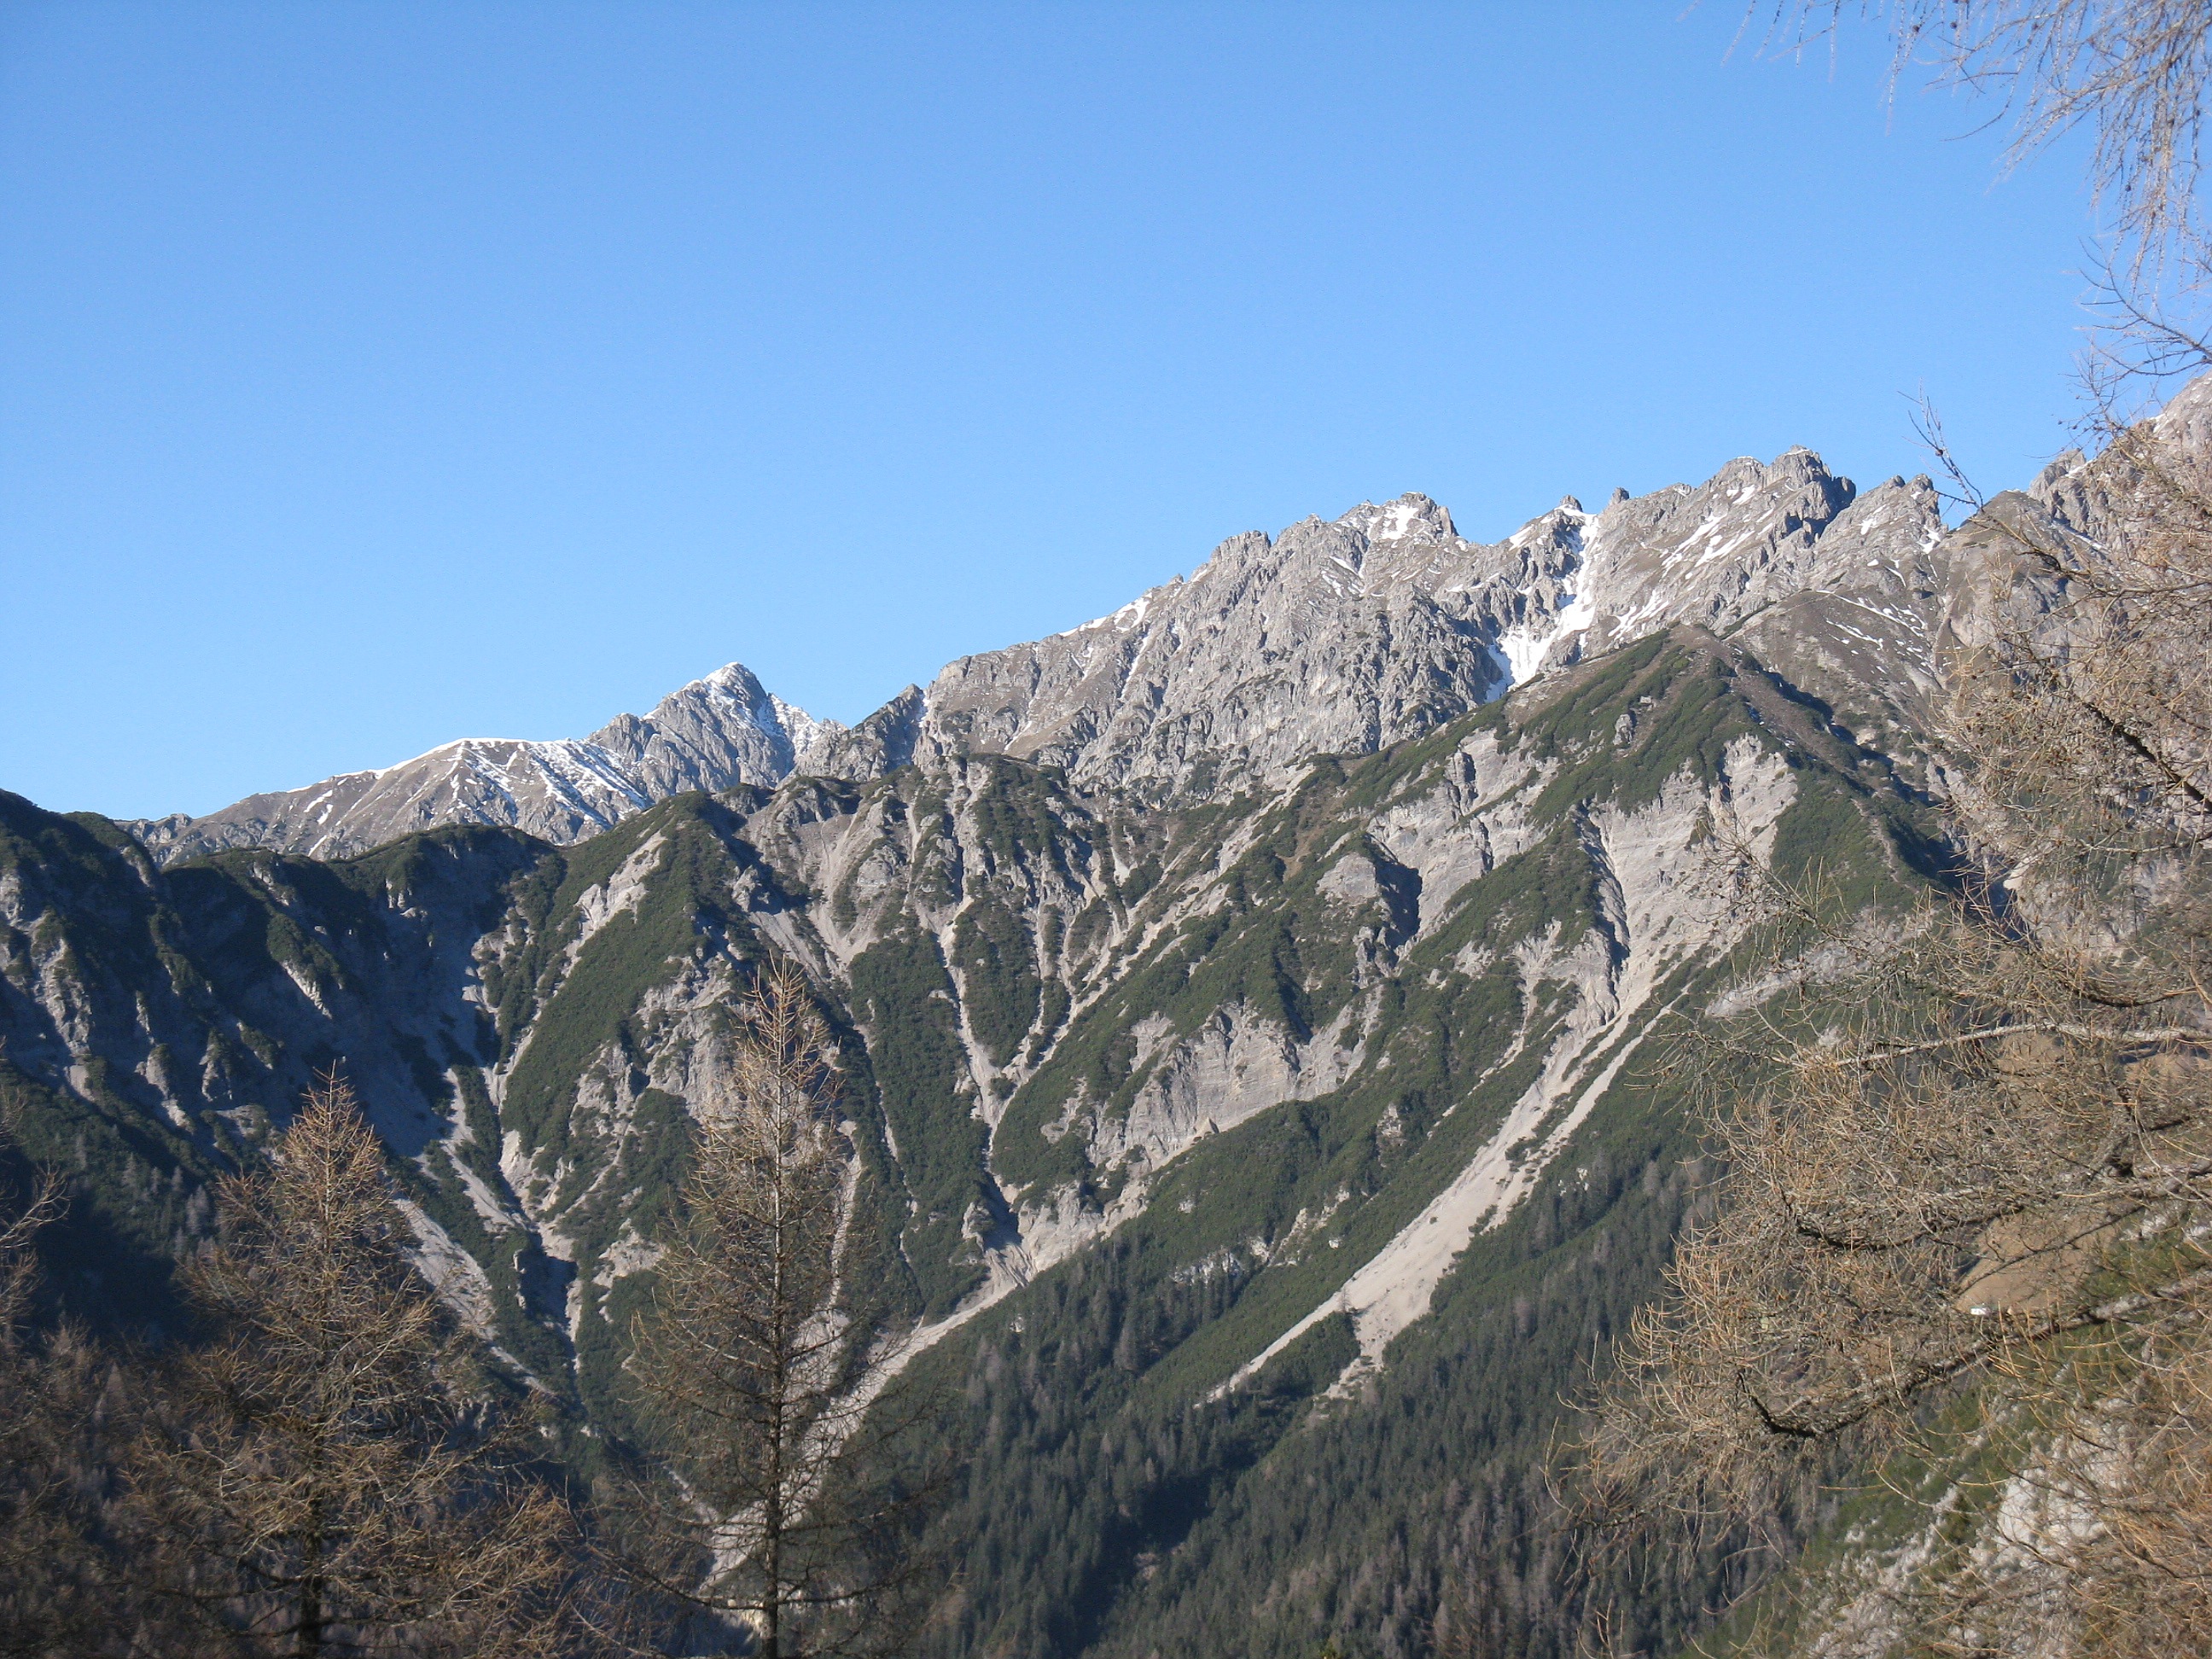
[[849, 923, 994, 1316], [918, 1132, 1742, 1659], [0, 628, 1937, 1656]]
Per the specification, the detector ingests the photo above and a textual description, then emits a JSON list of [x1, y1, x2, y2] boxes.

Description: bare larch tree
[[1571, 9, 2212, 1652], [1574, 195, 2212, 1659], [1768, 2, 2212, 280], [131, 1076, 581, 1658], [613, 965, 945, 1659], [0, 1115, 107, 1658]]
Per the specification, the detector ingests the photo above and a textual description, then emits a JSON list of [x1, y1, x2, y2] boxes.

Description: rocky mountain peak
[[2155, 370, 2212, 450], [806, 439, 1959, 803], [586, 659, 847, 796], [1336, 492, 1458, 544], [129, 661, 830, 864]]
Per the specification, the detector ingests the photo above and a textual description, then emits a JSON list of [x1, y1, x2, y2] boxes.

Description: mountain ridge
[[131, 446, 1950, 866], [128, 661, 845, 864]]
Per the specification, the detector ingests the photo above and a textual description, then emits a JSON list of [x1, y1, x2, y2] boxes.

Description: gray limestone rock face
[[1917, 373, 2212, 692], [585, 662, 846, 799], [876, 505, 1511, 803], [819, 451, 1953, 802], [1569, 447, 1860, 649], [1729, 472, 1953, 748], [813, 684, 927, 781]]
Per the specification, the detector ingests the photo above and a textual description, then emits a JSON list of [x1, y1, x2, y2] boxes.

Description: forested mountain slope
[[0, 641, 1933, 1656]]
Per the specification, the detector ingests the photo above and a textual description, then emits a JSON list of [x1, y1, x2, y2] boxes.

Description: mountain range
[[2, 394, 2156, 1657]]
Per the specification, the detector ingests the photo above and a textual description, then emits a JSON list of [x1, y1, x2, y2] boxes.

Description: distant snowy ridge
[[131, 661, 841, 864]]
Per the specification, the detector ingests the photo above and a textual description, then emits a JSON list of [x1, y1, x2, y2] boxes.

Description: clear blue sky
[[3, 3, 2106, 820]]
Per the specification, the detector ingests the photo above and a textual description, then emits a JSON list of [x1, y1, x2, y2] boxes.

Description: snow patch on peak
[[375, 736, 511, 780], [1056, 591, 1159, 638], [699, 661, 767, 701], [1508, 500, 1593, 550], [771, 696, 847, 770], [1495, 594, 1594, 686]]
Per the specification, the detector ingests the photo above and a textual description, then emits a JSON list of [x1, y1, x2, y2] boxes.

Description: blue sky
[[3, 3, 2106, 819]]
